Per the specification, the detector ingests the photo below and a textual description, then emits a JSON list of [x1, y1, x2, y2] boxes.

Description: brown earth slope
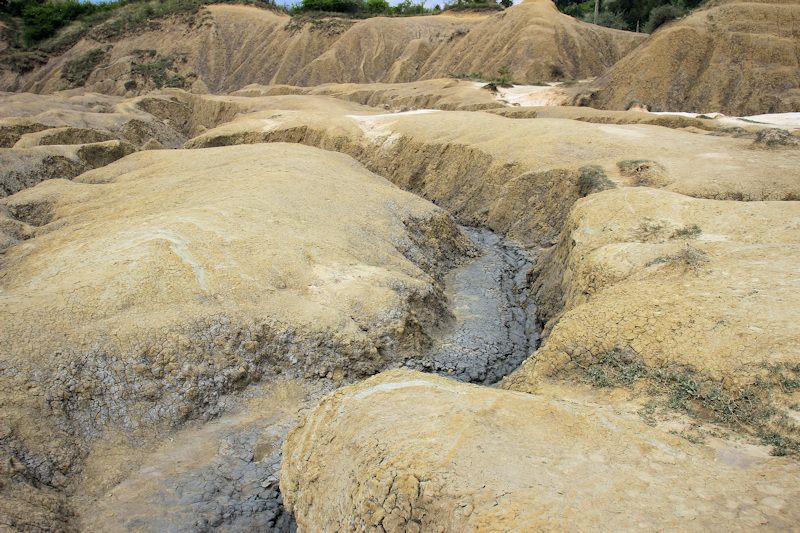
[[0, 0, 643, 94], [586, 0, 800, 115]]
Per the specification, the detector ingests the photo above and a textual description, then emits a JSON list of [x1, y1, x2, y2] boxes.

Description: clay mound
[[282, 369, 800, 531], [0, 140, 135, 197], [1, 0, 643, 94], [0, 91, 187, 149], [587, 0, 800, 115], [422, 0, 643, 82], [0, 143, 471, 530], [506, 187, 800, 433]]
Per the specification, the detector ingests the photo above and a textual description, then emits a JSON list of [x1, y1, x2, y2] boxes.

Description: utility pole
[[594, 0, 600, 24]]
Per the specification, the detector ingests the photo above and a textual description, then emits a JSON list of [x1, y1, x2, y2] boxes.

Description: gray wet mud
[[409, 226, 540, 384], [80, 227, 538, 532]]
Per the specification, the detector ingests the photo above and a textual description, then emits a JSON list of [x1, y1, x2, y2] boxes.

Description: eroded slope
[[0, 0, 643, 94], [585, 0, 800, 115]]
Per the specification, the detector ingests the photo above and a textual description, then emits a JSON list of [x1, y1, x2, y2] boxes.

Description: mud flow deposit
[[1, 0, 800, 531]]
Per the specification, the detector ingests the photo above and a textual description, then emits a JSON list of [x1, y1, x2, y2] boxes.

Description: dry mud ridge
[[283, 370, 800, 531], [0, 83, 799, 529]]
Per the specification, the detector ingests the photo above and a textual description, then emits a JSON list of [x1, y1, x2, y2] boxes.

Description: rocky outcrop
[[282, 369, 800, 531]]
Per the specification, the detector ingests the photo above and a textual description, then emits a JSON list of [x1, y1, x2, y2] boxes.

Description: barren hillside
[[585, 0, 800, 115], [0, 0, 643, 94]]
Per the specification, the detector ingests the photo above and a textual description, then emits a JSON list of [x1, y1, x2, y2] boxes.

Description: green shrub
[[300, 0, 363, 13], [391, 0, 427, 15], [20, 0, 99, 43], [61, 47, 105, 87], [644, 4, 684, 33], [131, 55, 186, 88], [364, 0, 388, 13], [582, 9, 628, 30], [444, 0, 502, 12]]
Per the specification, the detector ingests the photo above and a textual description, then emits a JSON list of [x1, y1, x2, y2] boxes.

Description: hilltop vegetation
[[0, 0, 278, 48], [555, 0, 705, 32], [0, 0, 508, 51]]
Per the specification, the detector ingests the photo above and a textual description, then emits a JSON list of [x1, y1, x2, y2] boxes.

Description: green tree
[[300, 0, 363, 13], [364, 0, 389, 12]]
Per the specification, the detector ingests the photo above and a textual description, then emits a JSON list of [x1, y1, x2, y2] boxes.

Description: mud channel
[[78, 226, 539, 532]]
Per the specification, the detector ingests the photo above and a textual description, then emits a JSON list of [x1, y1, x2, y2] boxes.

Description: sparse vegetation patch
[[577, 348, 800, 456], [671, 224, 701, 239], [577, 165, 615, 197], [61, 47, 106, 87]]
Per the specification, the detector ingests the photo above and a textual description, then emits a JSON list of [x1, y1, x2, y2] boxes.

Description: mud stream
[[411, 226, 539, 384], [76, 226, 538, 532]]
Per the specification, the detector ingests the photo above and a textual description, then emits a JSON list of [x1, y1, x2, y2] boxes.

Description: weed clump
[[671, 224, 702, 239], [577, 166, 615, 197], [584, 350, 647, 387], [635, 217, 667, 241], [618, 159, 668, 187], [577, 348, 800, 455], [646, 245, 708, 271], [753, 128, 799, 148]]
